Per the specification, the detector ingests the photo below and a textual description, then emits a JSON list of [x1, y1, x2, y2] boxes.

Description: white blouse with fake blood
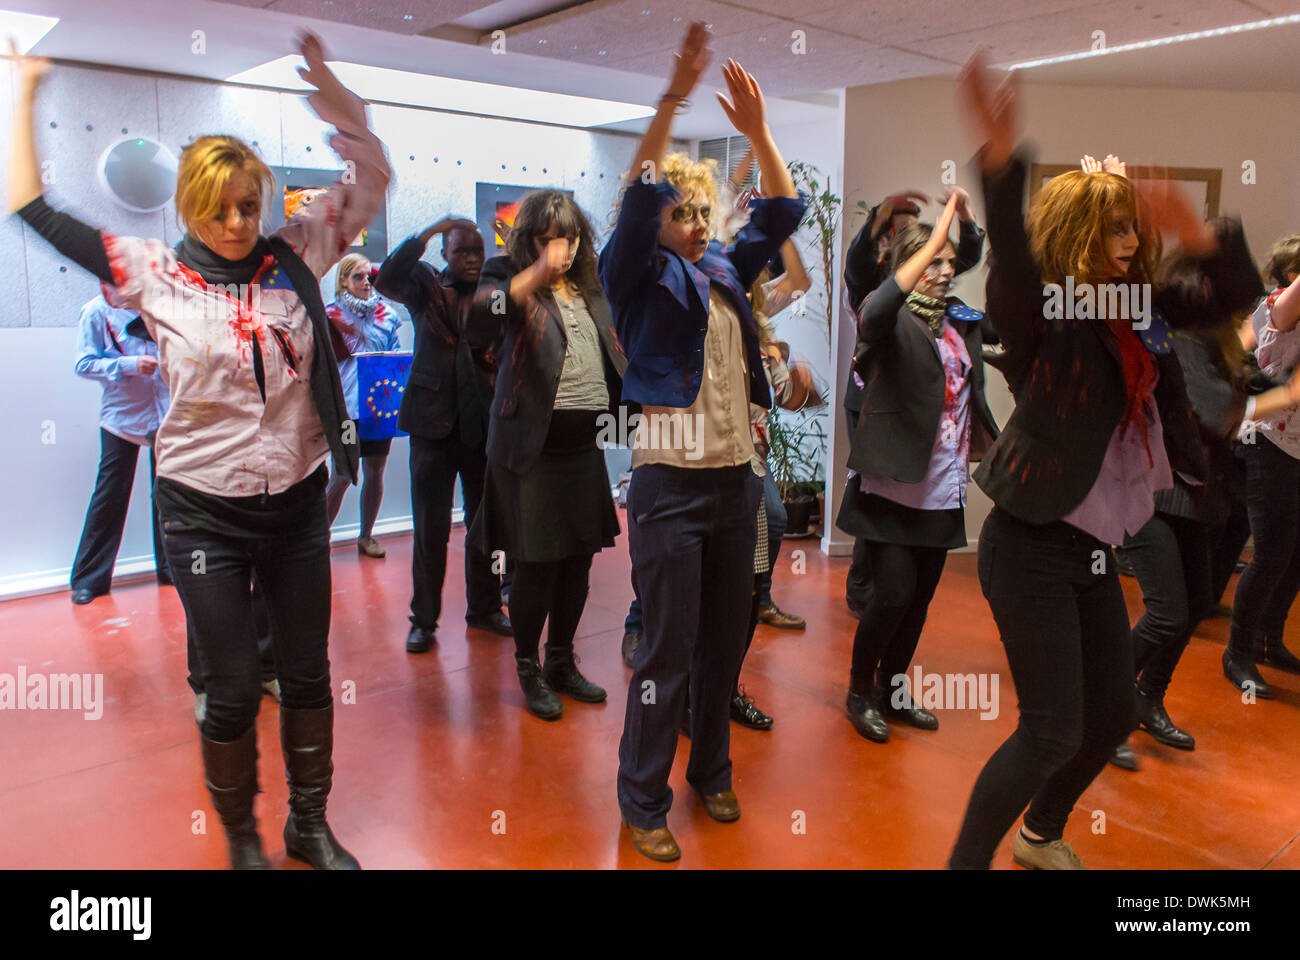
[[102, 173, 386, 497]]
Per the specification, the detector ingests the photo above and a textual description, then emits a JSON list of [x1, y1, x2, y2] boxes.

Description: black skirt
[[470, 409, 620, 563], [835, 479, 966, 550]]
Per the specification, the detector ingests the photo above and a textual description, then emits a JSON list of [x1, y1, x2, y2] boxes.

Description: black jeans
[[1230, 438, 1300, 657], [408, 431, 501, 630], [1117, 512, 1213, 698], [71, 428, 169, 594], [850, 540, 947, 692], [950, 507, 1136, 868], [511, 554, 593, 662], [617, 463, 762, 829], [184, 575, 277, 694], [1210, 494, 1251, 606], [162, 513, 333, 743]]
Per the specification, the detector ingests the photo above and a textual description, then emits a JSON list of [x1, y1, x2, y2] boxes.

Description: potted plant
[[766, 394, 829, 536], [786, 160, 843, 353]]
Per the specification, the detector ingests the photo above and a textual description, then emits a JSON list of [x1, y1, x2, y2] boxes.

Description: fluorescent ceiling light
[[227, 56, 654, 128], [1007, 14, 1300, 70], [0, 8, 58, 53]]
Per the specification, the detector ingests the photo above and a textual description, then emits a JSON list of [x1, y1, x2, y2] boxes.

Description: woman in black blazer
[[950, 54, 1261, 870], [837, 190, 1000, 743], [467, 190, 627, 719]]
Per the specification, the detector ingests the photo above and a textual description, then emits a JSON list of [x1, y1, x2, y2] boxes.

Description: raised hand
[[8, 38, 49, 92], [667, 21, 712, 98], [730, 148, 755, 190], [941, 185, 975, 222], [1081, 155, 1103, 174], [1135, 176, 1214, 256], [716, 59, 766, 140], [297, 33, 366, 133], [959, 49, 1018, 173], [1102, 154, 1127, 178]]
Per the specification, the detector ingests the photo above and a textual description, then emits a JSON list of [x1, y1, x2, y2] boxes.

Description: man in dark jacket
[[375, 218, 511, 653]]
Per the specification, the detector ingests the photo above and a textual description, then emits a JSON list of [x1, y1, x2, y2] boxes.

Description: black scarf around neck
[[175, 233, 273, 286]]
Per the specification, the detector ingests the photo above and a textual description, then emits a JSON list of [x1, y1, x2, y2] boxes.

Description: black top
[[970, 153, 1260, 524], [19, 195, 356, 539], [848, 275, 1000, 482], [374, 234, 496, 446], [467, 255, 628, 474]]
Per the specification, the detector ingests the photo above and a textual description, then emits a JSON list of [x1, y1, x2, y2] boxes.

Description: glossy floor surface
[[1, 528, 1297, 869]]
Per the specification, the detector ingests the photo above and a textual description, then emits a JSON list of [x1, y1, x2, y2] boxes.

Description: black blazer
[[468, 255, 628, 473], [375, 234, 493, 443], [971, 154, 1258, 524], [847, 275, 1000, 482], [842, 208, 986, 420]]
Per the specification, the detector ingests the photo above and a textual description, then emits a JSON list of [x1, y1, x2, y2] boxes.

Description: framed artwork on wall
[[475, 182, 572, 252], [1029, 163, 1222, 220], [265, 165, 388, 264]]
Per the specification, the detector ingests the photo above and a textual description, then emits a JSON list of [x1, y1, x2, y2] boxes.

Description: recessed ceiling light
[[0, 8, 59, 53], [226, 57, 655, 127], [1007, 14, 1300, 70]]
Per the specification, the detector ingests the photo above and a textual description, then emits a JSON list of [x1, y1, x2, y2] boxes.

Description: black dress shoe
[[541, 655, 606, 702], [1222, 650, 1275, 699], [467, 611, 513, 636], [516, 657, 563, 719], [621, 631, 640, 669], [1136, 690, 1194, 750], [845, 691, 889, 743], [878, 682, 939, 731], [1262, 635, 1300, 674], [1109, 741, 1139, 771], [71, 589, 95, 605], [730, 687, 773, 729], [405, 624, 436, 653]]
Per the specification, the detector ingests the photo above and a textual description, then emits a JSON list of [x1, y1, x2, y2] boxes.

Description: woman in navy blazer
[[600, 23, 804, 863]]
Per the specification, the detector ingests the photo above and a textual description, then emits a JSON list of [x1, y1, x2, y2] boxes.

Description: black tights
[[510, 553, 594, 662], [849, 541, 947, 694]]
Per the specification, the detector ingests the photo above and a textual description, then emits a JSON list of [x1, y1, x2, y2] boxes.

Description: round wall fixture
[[97, 137, 179, 213]]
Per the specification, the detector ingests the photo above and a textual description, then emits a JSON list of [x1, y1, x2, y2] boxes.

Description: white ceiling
[[9, 0, 1300, 140]]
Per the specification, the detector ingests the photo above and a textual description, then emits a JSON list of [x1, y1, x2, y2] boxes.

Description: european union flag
[[260, 265, 296, 295], [357, 352, 413, 440]]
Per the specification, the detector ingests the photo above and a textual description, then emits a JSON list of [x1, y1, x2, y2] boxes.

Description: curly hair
[[1027, 170, 1160, 288], [504, 190, 602, 302]]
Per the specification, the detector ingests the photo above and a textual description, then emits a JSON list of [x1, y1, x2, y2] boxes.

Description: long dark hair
[[1158, 245, 1249, 391], [505, 190, 602, 302]]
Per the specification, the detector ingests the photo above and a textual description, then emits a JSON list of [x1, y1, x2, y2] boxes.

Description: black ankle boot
[[1262, 635, 1300, 674], [1136, 689, 1195, 750], [516, 656, 563, 719], [541, 651, 606, 702], [280, 705, 361, 870], [876, 678, 939, 731], [200, 727, 269, 870], [1222, 649, 1275, 699], [845, 690, 889, 743]]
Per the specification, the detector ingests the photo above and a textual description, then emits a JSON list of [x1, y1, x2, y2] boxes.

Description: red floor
[[1, 527, 1298, 869]]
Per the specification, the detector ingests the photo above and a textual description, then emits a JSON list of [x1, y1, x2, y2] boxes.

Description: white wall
[[0, 60, 672, 598], [833, 76, 1300, 553]]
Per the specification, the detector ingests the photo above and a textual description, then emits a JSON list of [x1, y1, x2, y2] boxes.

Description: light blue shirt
[[73, 294, 168, 445]]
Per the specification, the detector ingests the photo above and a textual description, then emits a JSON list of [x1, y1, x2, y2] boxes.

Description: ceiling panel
[[266, 0, 489, 34], [479, 0, 784, 64]]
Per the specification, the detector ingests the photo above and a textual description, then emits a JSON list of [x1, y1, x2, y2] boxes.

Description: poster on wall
[[266, 165, 388, 264], [475, 183, 572, 251]]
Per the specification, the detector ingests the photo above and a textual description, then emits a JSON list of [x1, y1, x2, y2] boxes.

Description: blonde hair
[[336, 253, 371, 287], [175, 136, 274, 235], [661, 152, 720, 235], [1027, 170, 1159, 288]]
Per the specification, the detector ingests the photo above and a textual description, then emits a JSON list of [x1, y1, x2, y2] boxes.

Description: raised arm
[[375, 218, 473, 308]]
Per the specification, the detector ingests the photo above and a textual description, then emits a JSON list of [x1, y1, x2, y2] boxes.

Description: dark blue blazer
[[598, 179, 804, 410]]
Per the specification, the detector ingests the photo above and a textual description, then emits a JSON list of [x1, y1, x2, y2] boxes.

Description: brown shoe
[[623, 821, 680, 862], [757, 604, 806, 630], [357, 536, 386, 558], [698, 789, 741, 822]]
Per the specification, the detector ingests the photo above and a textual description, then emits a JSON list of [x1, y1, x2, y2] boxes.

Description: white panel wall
[[0, 63, 669, 598]]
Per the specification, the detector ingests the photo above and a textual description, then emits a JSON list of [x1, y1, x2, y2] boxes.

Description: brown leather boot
[[698, 789, 741, 822], [623, 820, 681, 862]]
